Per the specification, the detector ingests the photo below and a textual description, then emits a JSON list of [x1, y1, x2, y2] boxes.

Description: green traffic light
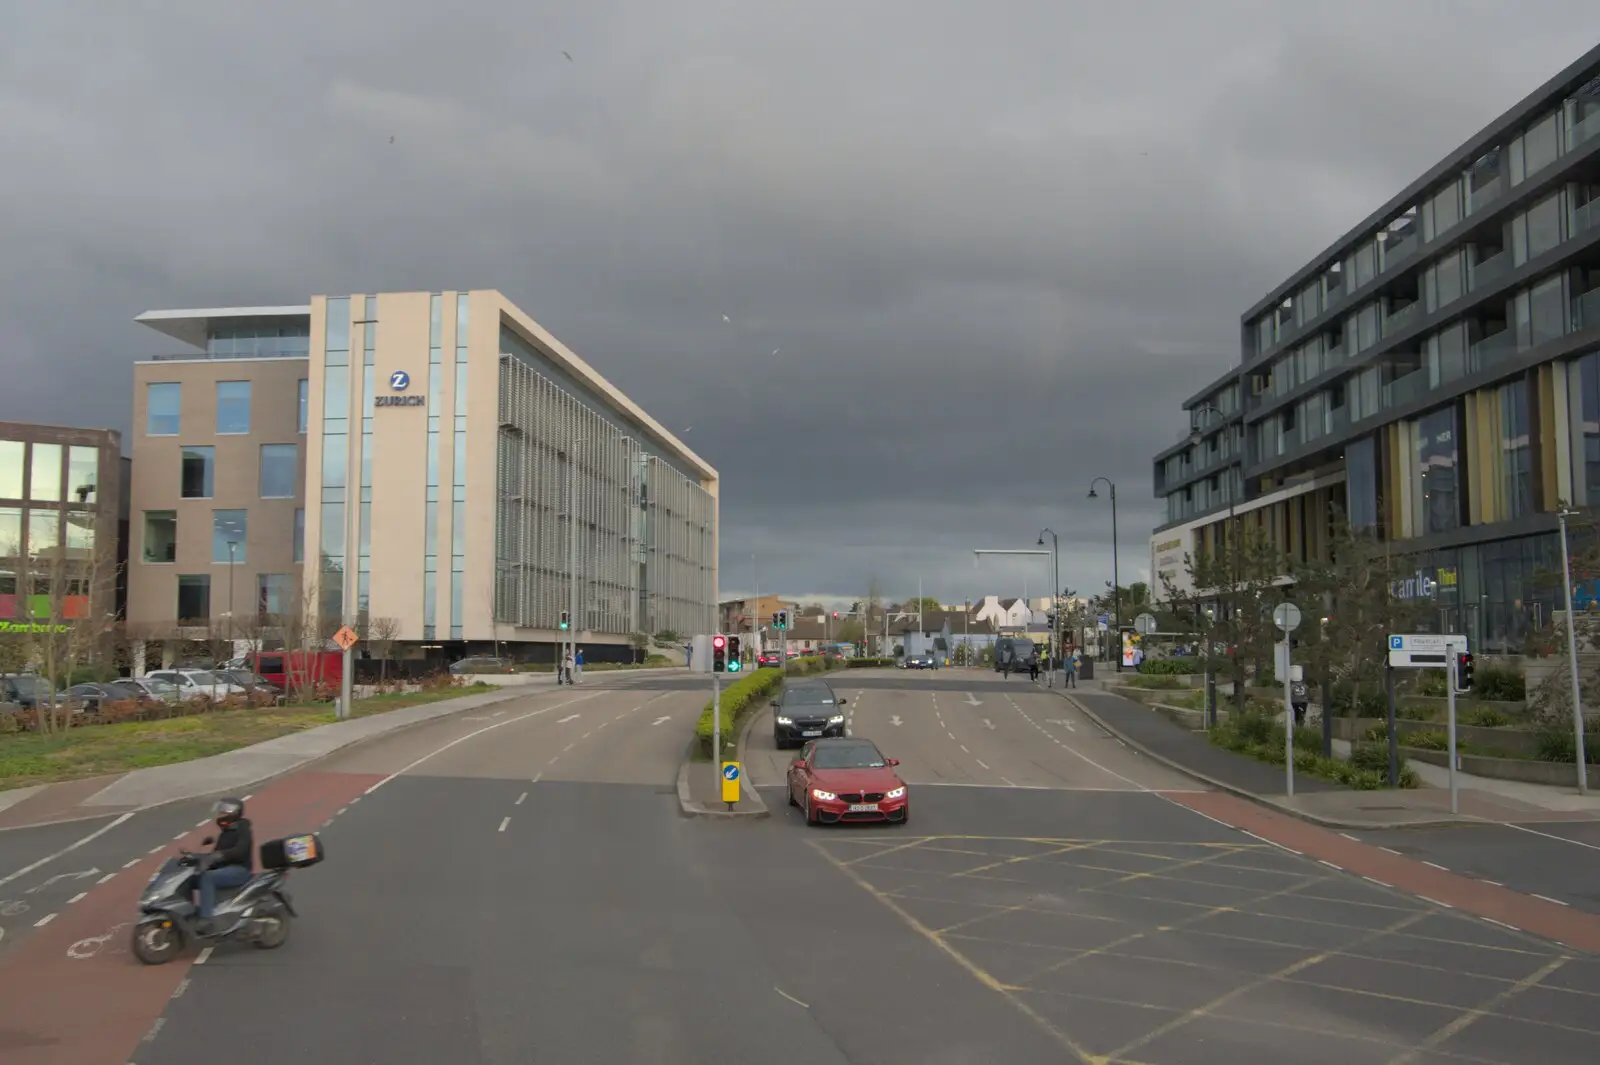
[[728, 660, 742, 672]]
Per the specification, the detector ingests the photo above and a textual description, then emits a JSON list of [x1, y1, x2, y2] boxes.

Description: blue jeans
[[198, 865, 251, 918]]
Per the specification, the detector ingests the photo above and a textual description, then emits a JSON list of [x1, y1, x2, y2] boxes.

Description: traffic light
[[773, 610, 788, 631], [712, 633, 727, 673], [559, 610, 570, 631], [832, 611, 839, 620], [1455, 651, 1474, 693], [727, 635, 742, 672]]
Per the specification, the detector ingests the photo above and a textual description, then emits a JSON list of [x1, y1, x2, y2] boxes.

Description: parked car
[[0, 673, 65, 709], [142, 669, 249, 701], [217, 669, 284, 700], [120, 676, 183, 704], [449, 656, 513, 675], [64, 680, 159, 714]]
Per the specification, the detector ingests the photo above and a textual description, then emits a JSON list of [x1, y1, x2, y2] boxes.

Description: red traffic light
[[712, 635, 727, 649]]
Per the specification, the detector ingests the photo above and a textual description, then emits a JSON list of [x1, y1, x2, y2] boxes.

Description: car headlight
[[776, 716, 792, 725], [827, 714, 845, 725], [886, 786, 906, 800], [812, 789, 836, 802]]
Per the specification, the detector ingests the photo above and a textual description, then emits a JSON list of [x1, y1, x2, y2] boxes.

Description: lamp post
[[226, 539, 238, 658], [1087, 478, 1120, 669], [1557, 504, 1590, 794], [1038, 529, 1060, 687]]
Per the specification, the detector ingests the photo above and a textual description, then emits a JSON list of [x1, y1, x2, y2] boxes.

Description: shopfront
[[1390, 532, 1565, 654]]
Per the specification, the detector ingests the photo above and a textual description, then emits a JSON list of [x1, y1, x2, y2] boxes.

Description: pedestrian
[[575, 647, 585, 680], [555, 648, 566, 685], [1065, 649, 1079, 688], [1028, 655, 1040, 682], [562, 649, 575, 685]]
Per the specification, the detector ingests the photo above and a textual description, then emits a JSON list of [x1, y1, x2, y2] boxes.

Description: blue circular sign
[[722, 764, 740, 781], [389, 370, 411, 391]]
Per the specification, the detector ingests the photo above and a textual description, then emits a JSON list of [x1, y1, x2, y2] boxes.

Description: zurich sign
[[389, 370, 411, 391]]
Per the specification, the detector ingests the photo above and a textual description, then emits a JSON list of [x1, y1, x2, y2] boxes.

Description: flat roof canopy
[[135, 306, 311, 350]]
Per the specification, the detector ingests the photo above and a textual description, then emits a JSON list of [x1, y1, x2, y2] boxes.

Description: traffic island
[[675, 670, 782, 819]]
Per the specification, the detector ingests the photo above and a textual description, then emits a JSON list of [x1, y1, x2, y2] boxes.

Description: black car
[[218, 669, 284, 698], [64, 680, 156, 713], [0, 673, 63, 709], [906, 654, 936, 670], [773, 682, 849, 749]]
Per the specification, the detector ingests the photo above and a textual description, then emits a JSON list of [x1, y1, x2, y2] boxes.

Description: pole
[[1110, 483, 1122, 671], [1558, 508, 1590, 793], [711, 670, 722, 774], [1282, 633, 1294, 797], [752, 554, 759, 664], [1385, 665, 1398, 788], [226, 540, 237, 657], [1447, 652, 1460, 814]]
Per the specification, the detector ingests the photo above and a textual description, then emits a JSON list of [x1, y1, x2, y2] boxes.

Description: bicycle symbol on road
[[68, 922, 129, 960], [0, 899, 28, 918]]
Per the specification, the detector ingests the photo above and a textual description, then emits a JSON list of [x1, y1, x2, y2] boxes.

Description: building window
[[1415, 406, 1460, 535], [216, 381, 251, 435], [27, 443, 61, 501], [181, 446, 215, 499], [1500, 379, 1533, 519], [213, 509, 247, 564], [321, 433, 347, 490], [142, 511, 176, 563], [259, 444, 298, 499], [0, 441, 22, 499], [1346, 435, 1378, 528], [147, 383, 181, 436], [1527, 274, 1568, 348], [66, 446, 98, 505], [177, 574, 211, 622], [293, 508, 305, 563], [257, 573, 293, 616], [298, 379, 309, 433]]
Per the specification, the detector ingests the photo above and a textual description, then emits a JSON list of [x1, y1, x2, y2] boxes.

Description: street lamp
[[1557, 504, 1590, 794], [1087, 477, 1120, 669], [226, 539, 238, 657], [1038, 529, 1060, 687]]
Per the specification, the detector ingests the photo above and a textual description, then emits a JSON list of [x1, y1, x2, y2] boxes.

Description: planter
[[1401, 695, 1527, 716], [1150, 702, 1231, 730], [1110, 685, 1202, 708], [1133, 673, 1205, 687], [1332, 716, 1544, 757], [1400, 747, 1589, 787]]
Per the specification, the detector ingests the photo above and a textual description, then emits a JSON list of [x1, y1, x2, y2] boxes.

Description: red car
[[787, 737, 909, 825]]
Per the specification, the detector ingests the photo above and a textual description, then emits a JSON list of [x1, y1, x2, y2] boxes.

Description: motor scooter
[[131, 832, 322, 965]]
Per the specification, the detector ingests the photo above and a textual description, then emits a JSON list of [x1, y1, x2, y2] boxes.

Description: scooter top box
[[260, 833, 326, 870]]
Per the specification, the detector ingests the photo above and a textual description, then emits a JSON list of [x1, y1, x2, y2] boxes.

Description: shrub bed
[[846, 657, 897, 669], [1209, 711, 1419, 790], [694, 669, 786, 760], [1137, 658, 1195, 676]]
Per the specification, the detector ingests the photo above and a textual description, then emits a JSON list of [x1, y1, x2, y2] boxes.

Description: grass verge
[[0, 683, 498, 791]]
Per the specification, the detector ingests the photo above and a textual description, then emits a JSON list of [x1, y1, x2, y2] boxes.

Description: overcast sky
[[1, 2, 1591, 608]]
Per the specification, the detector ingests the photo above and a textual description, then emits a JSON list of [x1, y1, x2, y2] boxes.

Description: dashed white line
[[1422, 861, 1449, 872], [1000, 776, 1017, 786], [1480, 879, 1503, 887], [97, 873, 116, 885], [774, 986, 810, 1009], [143, 1017, 166, 1042], [67, 892, 86, 904], [147, 845, 164, 855], [1533, 894, 1570, 907], [563, 743, 576, 753], [336, 807, 348, 817], [241, 794, 253, 802], [194, 819, 210, 828], [1362, 876, 1392, 888], [171, 977, 190, 999], [1378, 846, 1401, 856], [946, 731, 956, 741], [557, 713, 581, 724], [531, 772, 543, 783], [1319, 860, 1343, 871], [1241, 830, 1301, 855], [34, 913, 55, 927], [1186, 810, 1235, 830], [1417, 895, 1453, 909], [975, 759, 990, 770], [1338, 832, 1360, 841], [498, 817, 511, 833], [515, 792, 528, 805], [959, 744, 970, 754], [170, 832, 187, 841], [195, 946, 214, 964], [122, 859, 140, 869], [1483, 917, 1519, 931]]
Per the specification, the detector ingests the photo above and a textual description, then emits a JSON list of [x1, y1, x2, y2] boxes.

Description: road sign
[[1387, 633, 1467, 668], [1272, 602, 1302, 632], [720, 761, 741, 806], [1134, 613, 1158, 636], [333, 626, 359, 652]]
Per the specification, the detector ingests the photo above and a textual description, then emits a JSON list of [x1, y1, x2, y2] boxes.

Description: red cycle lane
[[0, 770, 384, 1065], [1166, 789, 1600, 953]]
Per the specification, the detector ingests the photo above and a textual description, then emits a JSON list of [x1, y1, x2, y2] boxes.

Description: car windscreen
[[8, 676, 51, 696], [141, 678, 179, 693], [105, 682, 145, 698], [811, 743, 886, 770], [784, 688, 836, 705], [183, 671, 221, 685]]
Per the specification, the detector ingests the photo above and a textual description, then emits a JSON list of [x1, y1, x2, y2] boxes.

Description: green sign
[[0, 621, 71, 634]]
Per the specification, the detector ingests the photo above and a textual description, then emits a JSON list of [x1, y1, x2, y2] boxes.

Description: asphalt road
[[2, 669, 1599, 1064]]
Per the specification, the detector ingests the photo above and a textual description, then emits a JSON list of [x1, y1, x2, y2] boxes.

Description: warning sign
[[333, 626, 359, 652]]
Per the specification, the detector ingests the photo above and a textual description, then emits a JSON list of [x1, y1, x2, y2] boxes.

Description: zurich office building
[[1150, 45, 1600, 655]]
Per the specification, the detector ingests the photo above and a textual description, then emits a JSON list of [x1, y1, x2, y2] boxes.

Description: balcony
[[1570, 109, 1600, 153], [1466, 329, 1517, 374], [1382, 368, 1429, 409], [1575, 287, 1600, 331], [1468, 173, 1505, 214], [1382, 230, 1420, 272], [1471, 251, 1510, 291], [1382, 301, 1420, 336]]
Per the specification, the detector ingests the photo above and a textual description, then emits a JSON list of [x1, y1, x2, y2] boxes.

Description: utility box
[[690, 634, 714, 673]]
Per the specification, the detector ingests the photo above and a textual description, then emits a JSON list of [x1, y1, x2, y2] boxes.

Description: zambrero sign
[[0, 621, 71, 634]]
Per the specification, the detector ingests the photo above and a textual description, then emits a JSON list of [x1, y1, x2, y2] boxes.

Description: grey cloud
[[1, 1, 1593, 604]]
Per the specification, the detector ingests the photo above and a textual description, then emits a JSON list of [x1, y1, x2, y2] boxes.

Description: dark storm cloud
[[1, 1, 1591, 604]]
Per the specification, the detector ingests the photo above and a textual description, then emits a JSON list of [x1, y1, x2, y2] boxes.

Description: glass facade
[[357, 295, 375, 618], [212, 510, 247, 564], [424, 293, 442, 639], [216, 381, 251, 434], [0, 440, 21, 499], [67, 446, 97, 504], [320, 297, 350, 623], [298, 379, 309, 433], [260, 444, 297, 499], [28, 443, 60, 501], [1345, 435, 1378, 527], [1390, 534, 1561, 656], [1415, 406, 1460, 535], [450, 293, 468, 639], [293, 508, 305, 564], [1499, 378, 1534, 519], [147, 383, 180, 436], [257, 573, 293, 616], [207, 320, 310, 358]]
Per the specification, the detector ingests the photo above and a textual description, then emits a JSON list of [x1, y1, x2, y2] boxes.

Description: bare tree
[[366, 616, 402, 685], [32, 521, 123, 732], [268, 577, 324, 703]]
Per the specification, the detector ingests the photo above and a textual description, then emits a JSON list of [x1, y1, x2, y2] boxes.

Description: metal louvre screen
[[494, 354, 714, 636]]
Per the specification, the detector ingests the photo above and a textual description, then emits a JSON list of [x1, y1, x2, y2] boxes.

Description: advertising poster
[[1121, 629, 1143, 668]]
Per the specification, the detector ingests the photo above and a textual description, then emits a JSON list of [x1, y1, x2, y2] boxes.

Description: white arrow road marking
[[652, 715, 672, 726], [963, 693, 982, 706], [889, 715, 903, 726], [1046, 718, 1077, 732], [557, 713, 581, 724], [0, 812, 132, 889], [981, 718, 995, 730], [26, 868, 100, 893]]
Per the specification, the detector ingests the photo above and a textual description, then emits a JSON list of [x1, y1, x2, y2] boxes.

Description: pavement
[[2, 666, 1600, 1063]]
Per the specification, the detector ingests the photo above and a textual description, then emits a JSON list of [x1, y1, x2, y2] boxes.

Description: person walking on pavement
[[1065, 648, 1079, 688], [574, 647, 585, 680], [560, 649, 575, 685], [1027, 653, 1040, 682]]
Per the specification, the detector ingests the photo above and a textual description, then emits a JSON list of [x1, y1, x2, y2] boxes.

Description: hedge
[[694, 668, 786, 759], [1137, 658, 1195, 676], [846, 657, 897, 669]]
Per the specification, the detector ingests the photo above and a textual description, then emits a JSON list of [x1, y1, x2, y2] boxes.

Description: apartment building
[[0, 421, 127, 634], [1151, 44, 1600, 654], [128, 291, 718, 662]]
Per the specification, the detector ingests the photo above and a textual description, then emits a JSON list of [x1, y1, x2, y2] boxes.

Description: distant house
[[971, 595, 1033, 630], [894, 611, 997, 659]]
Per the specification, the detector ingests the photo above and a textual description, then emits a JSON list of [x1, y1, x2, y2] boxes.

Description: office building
[[1151, 45, 1600, 654], [0, 421, 128, 635], [128, 291, 718, 663]]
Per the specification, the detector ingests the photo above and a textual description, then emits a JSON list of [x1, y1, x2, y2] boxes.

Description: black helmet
[[212, 797, 244, 825]]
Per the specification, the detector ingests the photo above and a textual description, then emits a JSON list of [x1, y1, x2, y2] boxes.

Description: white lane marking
[[96, 873, 116, 885], [531, 772, 543, 783], [889, 715, 903, 727], [194, 819, 210, 828], [363, 691, 602, 794], [498, 817, 511, 833], [1319, 860, 1343, 871], [596, 720, 610, 729], [1423, 861, 1449, 871], [1506, 822, 1600, 853], [196, 946, 213, 965], [775, 986, 810, 1009], [1378, 846, 1401, 855], [1339, 832, 1360, 841], [26, 869, 100, 893], [122, 859, 140, 869], [1533, 893, 1570, 907], [67, 892, 87, 904], [563, 743, 576, 753], [1006, 694, 1150, 791], [1484, 918, 1518, 931], [652, 716, 671, 726], [975, 759, 990, 770], [1000, 776, 1017, 786], [1417, 895, 1453, 909], [34, 913, 56, 927], [515, 792, 528, 805], [0, 812, 133, 889], [170, 832, 187, 841], [171, 977, 190, 999], [557, 713, 581, 724], [1185, 809, 1235, 830], [963, 693, 982, 706], [144, 1017, 166, 1042], [241, 794, 253, 801], [1241, 830, 1301, 855], [981, 718, 995, 730], [1363, 876, 1392, 888], [959, 744, 970, 754], [1481, 879, 1503, 887], [947, 731, 956, 741], [337, 807, 348, 817], [492, 710, 506, 717]]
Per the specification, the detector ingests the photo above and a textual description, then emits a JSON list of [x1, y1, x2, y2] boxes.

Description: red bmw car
[[787, 737, 909, 825]]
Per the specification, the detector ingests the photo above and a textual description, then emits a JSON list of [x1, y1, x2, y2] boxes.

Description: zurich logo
[[389, 370, 411, 392]]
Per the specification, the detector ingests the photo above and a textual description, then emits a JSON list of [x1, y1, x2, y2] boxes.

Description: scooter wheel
[[132, 918, 183, 965], [253, 912, 291, 950]]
